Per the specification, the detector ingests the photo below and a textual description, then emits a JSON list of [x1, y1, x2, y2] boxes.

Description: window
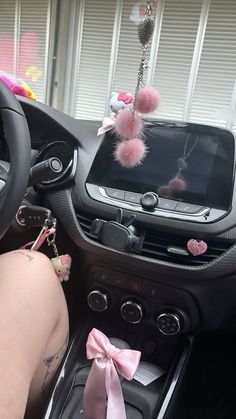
[[66, 0, 236, 132], [0, 0, 54, 102]]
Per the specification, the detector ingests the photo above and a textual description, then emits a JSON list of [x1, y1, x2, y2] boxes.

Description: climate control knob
[[156, 312, 181, 335], [87, 290, 109, 312], [121, 300, 143, 324]]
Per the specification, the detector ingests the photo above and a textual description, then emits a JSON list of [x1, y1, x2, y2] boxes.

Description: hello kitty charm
[[51, 254, 72, 282]]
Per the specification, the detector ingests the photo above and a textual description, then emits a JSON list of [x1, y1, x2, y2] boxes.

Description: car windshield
[[0, 0, 235, 132]]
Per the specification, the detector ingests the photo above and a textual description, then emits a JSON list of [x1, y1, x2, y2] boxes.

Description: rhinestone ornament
[[138, 17, 155, 46]]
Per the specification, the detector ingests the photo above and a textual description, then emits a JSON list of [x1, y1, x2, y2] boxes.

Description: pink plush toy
[[51, 254, 72, 282], [0, 75, 36, 99], [0, 75, 28, 97]]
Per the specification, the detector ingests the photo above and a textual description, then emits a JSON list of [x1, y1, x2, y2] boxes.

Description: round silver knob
[[157, 312, 181, 335], [87, 290, 108, 312], [121, 300, 143, 324]]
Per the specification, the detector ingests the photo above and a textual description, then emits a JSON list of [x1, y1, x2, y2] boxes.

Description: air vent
[[77, 211, 100, 242], [76, 210, 232, 266], [142, 229, 231, 266]]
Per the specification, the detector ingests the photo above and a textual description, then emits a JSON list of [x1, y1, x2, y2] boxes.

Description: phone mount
[[90, 209, 143, 253]]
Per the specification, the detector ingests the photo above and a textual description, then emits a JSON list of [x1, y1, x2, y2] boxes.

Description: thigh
[[0, 250, 69, 419]]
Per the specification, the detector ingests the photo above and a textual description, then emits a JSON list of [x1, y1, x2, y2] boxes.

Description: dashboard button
[[158, 198, 177, 211], [124, 192, 142, 204], [175, 202, 203, 213], [141, 192, 159, 210], [105, 188, 125, 200]]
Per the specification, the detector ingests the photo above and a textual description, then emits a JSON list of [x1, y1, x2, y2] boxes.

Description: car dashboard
[[5, 96, 236, 419]]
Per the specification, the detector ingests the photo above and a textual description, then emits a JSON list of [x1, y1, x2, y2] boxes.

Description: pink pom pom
[[168, 176, 186, 191], [114, 138, 147, 168], [114, 109, 143, 139], [135, 87, 160, 114], [158, 185, 172, 198]]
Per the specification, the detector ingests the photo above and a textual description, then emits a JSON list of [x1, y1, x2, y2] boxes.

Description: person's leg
[[0, 250, 69, 419]]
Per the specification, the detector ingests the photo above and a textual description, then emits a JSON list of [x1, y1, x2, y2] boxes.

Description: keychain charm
[[51, 254, 72, 282], [21, 217, 72, 282], [46, 221, 72, 282]]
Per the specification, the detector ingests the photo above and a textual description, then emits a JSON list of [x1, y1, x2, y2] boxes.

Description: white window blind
[[189, 0, 236, 127], [0, 0, 52, 102], [73, 0, 116, 120], [113, 0, 146, 94], [69, 0, 236, 130], [152, 0, 202, 120], [0, 1, 16, 77]]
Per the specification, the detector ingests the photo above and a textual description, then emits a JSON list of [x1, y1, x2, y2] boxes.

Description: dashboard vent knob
[[87, 289, 109, 312], [156, 312, 181, 335], [121, 300, 143, 324]]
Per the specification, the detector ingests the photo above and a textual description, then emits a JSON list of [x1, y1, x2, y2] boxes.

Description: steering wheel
[[0, 80, 31, 239]]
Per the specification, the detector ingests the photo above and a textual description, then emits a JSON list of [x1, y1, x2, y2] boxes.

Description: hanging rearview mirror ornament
[[98, 1, 160, 168]]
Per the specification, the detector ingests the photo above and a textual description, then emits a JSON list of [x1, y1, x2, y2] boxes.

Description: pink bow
[[83, 328, 141, 419], [97, 117, 115, 136], [117, 91, 133, 104]]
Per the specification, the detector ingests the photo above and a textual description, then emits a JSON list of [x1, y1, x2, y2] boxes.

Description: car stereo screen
[[87, 122, 235, 210]]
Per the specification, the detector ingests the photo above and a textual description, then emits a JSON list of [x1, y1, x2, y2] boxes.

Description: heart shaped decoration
[[187, 239, 208, 256], [138, 17, 154, 46]]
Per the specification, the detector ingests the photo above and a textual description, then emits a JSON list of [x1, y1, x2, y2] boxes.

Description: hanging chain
[[133, 0, 154, 114], [183, 134, 199, 159], [146, 0, 153, 17], [46, 217, 59, 258]]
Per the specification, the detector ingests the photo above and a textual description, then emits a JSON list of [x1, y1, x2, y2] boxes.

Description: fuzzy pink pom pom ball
[[168, 176, 186, 191], [114, 109, 143, 139], [135, 87, 160, 114], [158, 185, 172, 198], [114, 138, 147, 168]]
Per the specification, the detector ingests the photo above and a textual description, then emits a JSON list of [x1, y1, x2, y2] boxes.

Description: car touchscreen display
[[87, 122, 235, 210]]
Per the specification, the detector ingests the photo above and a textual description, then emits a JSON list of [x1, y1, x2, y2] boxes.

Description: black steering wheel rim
[[0, 80, 31, 239]]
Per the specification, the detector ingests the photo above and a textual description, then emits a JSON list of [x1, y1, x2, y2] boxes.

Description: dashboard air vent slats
[[142, 230, 231, 266], [76, 212, 100, 242], [76, 210, 231, 266]]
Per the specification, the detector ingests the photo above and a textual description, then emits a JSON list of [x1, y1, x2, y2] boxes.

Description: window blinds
[[73, 0, 116, 120], [70, 0, 236, 132], [0, 1, 16, 77], [189, 0, 236, 127], [0, 0, 52, 102], [113, 0, 146, 94], [152, 0, 202, 120]]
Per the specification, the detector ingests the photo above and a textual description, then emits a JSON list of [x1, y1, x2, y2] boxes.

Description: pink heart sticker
[[187, 239, 208, 256]]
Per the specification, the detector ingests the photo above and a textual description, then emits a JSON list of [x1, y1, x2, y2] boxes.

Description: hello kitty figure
[[110, 91, 134, 114], [51, 254, 72, 282]]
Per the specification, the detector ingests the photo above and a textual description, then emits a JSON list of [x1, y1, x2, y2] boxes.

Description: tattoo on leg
[[13, 250, 34, 262], [41, 332, 69, 392]]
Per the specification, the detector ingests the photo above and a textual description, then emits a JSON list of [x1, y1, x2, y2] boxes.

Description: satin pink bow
[[83, 328, 141, 419], [97, 117, 115, 136]]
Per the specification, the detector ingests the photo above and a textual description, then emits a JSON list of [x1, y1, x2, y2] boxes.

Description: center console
[[44, 320, 192, 419], [44, 120, 236, 419]]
